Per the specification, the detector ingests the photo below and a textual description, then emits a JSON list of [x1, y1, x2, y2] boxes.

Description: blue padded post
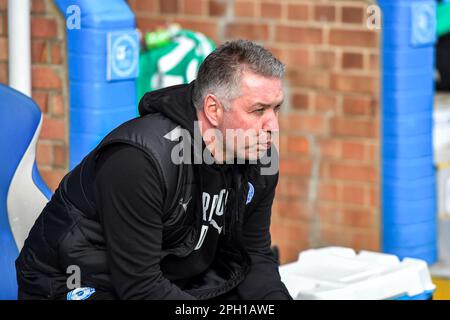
[[379, 0, 437, 264], [53, 0, 139, 168]]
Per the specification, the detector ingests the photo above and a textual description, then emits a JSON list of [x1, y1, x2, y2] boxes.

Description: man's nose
[[263, 109, 279, 133]]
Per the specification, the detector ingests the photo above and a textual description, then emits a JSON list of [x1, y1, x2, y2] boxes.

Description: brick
[[369, 186, 380, 207], [369, 53, 380, 71], [40, 169, 67, 192], [32, 91, 49, 113], [342, 141, 366, 161], [269, 223, 283, 241], [279, 48, 309, 67], [51, 94, 65, 116], [291, 92, 310, 111], [319, 225, 349, 247], [342, 6, 364, 24], [279, 134, 288, 153], [276, 199, 310, 221], [183, 0, 204, 15], [31, 17, 57, 39], [318, 138, 341, 158], [36, 142, 52, 166], [135, 0, 158, 12], [321, 161, 332, 179], [342, 96, 376, 116], [53, 144, 67, 167], [314, 4, 335, 22], [234, 0, 256, 17], [329, 29, 378, 48], [32, 66, 62, 89], [280, 114, 327, 135], [287, 136, 309, 155], [330, 117, 376, 138], [1, 14, 6, 35], [39, 115, 65, 140], [261, 1, 281, 19], [0, 36, 7, 60], [276, 177, 309, 200], [313, 50, 335, 69], [31, 40, 48, 63], [159, 0, 178, 13], [269, 222, 283, 244], [0, 0, 6, 10], [367, 143, 378, 162], [369, 232, 381, 251], [0, 14, 4, 35], [286, 69, 329, 90], [341, 208, 374, 228], [2, 61, 10, 82], [318, 203, 341, 224], [174, 19, 218, 41], [284, 221, 309, 244], [287, 4, 308, 21], [318, 182, 340, 202], [341, 183, 366, 205], [328, 162, 377, 182], [275, 26, 322, 44], [342, 52, 363, 69], [51, 43, 62, 64], [136, 18, 168, 32], [349, 229, 380, 251], [208, 0, 225, 16], [225, 23, 269, 41], [331, 74, 378, 95], [279, 158, 312, 177], [31, 0, 46, 13], [314, 92, 338, 113], [319, 161, 328, 178]]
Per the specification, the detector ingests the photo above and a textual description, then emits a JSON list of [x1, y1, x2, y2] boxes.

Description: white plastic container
[[279, 247, 436, 300]]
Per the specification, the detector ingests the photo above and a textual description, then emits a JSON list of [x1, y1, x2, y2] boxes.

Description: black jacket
[[16, 82, 291, 300]]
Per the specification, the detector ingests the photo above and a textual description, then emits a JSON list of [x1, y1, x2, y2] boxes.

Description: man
[[16, 40, 292, 300]]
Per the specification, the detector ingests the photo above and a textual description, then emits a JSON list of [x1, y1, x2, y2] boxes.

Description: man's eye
[[254, 108, 265, 114]]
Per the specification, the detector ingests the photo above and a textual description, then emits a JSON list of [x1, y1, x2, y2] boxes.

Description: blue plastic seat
[[0, 84, 52, 299]]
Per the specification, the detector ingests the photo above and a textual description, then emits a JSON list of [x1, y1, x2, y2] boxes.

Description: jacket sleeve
[[94, 144, 196, 300], [236, 172, 292, 300]]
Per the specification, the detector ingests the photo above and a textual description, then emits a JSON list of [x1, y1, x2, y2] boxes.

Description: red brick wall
[[0, 0, 380, 263], [0, 0, 69, 191], [130, 0, 381, 263], [273, 1, 380, 262]]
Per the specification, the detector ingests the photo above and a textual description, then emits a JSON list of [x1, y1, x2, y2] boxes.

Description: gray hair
[[192, 39, 285, 111]]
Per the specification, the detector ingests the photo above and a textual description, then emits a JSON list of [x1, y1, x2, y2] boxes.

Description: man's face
[[218, 70, 283, 160]]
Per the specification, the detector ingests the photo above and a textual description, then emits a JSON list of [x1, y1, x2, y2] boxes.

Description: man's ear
[[203, 94, 223, 127]]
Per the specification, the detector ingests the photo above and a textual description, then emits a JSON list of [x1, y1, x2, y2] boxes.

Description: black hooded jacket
[[16, 82, 291, 300]]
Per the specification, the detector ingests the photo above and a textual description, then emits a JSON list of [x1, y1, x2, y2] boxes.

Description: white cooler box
[[279, 247, 436, 300]]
